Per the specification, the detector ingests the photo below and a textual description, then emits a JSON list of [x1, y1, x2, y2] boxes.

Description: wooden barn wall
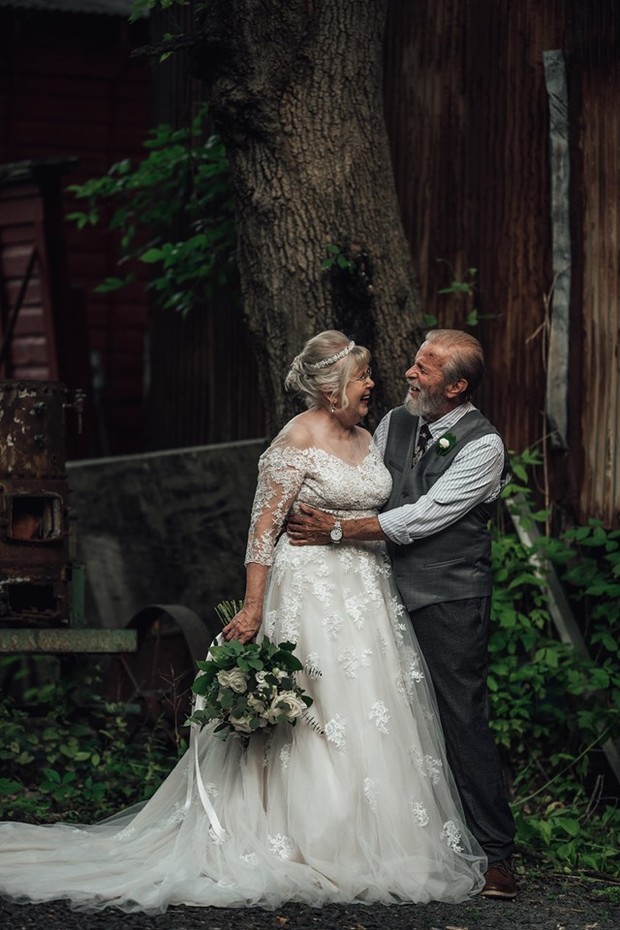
[[143, 7, 266, 451], [384, 0, 620, 527], [569, 3, 620, 525], [0, 179, 59, 381], [0, 9, 152, 456]]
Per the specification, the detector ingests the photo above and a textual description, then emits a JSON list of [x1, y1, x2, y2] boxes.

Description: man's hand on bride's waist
[[287, 504, 333, 545], [287, 504, 387, 546]]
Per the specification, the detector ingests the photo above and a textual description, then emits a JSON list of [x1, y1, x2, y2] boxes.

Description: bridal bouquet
[[188, 609, 313, 741]]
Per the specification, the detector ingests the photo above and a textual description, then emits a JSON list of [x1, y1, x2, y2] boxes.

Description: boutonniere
[[435, 432, 457, 456]]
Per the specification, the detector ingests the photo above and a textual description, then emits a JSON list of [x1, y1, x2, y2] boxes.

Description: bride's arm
[[223, 436, 307, 642], [222, 563, 269, 643]]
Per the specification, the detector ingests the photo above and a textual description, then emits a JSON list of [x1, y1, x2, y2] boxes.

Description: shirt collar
[[422, 401, 476, 439]]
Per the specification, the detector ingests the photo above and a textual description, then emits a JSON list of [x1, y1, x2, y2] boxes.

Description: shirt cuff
[[378, 509, 412, 546]]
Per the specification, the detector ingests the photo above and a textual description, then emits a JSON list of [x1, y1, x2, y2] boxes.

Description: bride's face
[[342, 366, 374, 424]]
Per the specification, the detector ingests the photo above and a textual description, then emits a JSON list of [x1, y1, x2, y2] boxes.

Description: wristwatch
[[329, 520, 343, 544]]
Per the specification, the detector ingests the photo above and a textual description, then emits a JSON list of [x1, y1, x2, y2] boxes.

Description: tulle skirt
[[0, 537, 486, 912]]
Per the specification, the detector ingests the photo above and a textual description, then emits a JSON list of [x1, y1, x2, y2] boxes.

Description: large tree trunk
[[193, 0, 423, 433]]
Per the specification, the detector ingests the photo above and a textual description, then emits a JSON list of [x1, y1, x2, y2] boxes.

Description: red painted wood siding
[[0, 178, 59, 380], [0, 9, 151, 455]]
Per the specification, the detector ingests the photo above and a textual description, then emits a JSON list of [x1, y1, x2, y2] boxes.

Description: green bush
[[0, 660, 184, 824], [489, 451, 620, 874]]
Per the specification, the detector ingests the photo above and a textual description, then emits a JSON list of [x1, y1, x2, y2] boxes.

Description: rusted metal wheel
[[108, 604, 219, 727]]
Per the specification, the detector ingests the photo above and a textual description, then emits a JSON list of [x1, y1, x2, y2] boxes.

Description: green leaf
[[556, 817, 581, 838], [0, 778, 21, 793], [192, 668, 217, 695], [140, 247, 166, 264], [42, 768, 61, 784], [438, 281, 471, 294], [94, 276, 133, 294]]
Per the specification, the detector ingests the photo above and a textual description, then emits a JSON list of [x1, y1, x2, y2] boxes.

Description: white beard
[[403, 387, 445, 420]]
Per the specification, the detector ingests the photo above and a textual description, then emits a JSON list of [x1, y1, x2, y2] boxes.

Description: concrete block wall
[[67, 439, 265, 633]]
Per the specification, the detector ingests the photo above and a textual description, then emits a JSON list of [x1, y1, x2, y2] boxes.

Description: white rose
[[267, 691, 307, 722], [228, 715, 253, 734], [247, 693, 267, 713], [255, 670, 270, 691], [217, 668, 248, 693], [438, 437, 450, 449]]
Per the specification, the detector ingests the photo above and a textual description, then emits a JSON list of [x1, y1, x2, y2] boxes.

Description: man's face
[[403, 343, 452, 421]]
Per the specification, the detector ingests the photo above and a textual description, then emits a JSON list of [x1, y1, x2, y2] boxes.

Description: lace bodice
[[245, 430, 392, 566]]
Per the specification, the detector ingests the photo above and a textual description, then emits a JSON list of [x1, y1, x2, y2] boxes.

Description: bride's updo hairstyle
[[285, 330, 371, 410]]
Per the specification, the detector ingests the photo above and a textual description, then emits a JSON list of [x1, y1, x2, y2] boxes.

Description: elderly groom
[[288, 329, 517, 899]]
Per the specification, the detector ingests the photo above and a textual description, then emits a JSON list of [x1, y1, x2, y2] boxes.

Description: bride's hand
[[287, 503, 333, 545], [222, 603, 262, 643]]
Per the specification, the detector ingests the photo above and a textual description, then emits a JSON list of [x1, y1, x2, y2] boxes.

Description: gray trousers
[[410, 596, 516, 863]]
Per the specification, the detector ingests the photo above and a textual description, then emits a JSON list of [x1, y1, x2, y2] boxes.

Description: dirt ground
[[1, 871, 619, 930]]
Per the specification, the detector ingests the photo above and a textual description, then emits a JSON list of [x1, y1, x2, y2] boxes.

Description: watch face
[[330, 524, 343, 542]]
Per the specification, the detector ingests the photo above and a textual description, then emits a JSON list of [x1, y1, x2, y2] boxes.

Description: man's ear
[[446, 378, 468, 399]]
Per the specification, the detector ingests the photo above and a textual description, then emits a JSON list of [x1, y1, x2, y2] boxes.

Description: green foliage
[[66, 104, 236, 317], [129, 0, 188, 25], [0, 661, 184, 823], [320, 242, 374, 304], [513, 801, 619, 874], [489, 450, 620, 874], [189, 636, 312, 741], [321, 244, 355, 272], [426, 262, 497, 328]]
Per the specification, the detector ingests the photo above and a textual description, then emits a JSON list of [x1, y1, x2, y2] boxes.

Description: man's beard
[[403, 384, 446, 420]]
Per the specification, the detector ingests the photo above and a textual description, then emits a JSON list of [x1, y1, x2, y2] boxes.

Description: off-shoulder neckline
[[268, 443, 378, 469]]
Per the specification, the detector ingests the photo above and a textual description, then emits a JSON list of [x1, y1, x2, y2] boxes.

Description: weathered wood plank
[[543, 49, 571, 452], [0, 628, 137, 653]]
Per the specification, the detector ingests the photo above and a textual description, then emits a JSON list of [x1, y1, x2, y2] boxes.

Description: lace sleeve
[[244, 441, 308, 566]]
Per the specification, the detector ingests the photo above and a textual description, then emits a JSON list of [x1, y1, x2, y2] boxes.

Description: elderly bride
[[0, 331, 486, 913]]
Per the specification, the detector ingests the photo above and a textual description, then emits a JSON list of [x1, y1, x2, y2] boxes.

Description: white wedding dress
[[0, 420, 486, 913]]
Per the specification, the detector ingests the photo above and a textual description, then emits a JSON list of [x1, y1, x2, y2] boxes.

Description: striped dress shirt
[[374, 402, 505, 545]]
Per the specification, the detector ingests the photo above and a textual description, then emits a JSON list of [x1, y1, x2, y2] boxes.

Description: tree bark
[[193, 0, 423, 432]]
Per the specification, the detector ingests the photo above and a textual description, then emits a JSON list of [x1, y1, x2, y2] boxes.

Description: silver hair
[[285, 330, 371, 410], [422, 329, 485, 399]]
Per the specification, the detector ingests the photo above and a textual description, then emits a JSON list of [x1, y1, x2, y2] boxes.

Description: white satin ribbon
[[184, 634, 227, 842]]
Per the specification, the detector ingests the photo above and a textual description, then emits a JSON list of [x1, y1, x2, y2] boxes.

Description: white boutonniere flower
[[435, 432, 457, 456]]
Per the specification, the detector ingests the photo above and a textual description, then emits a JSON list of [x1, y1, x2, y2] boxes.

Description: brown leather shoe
[[480, 859, 517, 898]]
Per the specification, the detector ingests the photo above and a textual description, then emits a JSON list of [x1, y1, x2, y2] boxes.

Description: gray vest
[[383, 406, 507, 611]]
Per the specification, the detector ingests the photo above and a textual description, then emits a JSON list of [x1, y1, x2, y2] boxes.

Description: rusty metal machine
[[0, 379, 135, 653], [0, 380, 215, 726]]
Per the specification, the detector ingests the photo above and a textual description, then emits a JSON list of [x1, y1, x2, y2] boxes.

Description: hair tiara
[[308, 341, 355, 369]]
